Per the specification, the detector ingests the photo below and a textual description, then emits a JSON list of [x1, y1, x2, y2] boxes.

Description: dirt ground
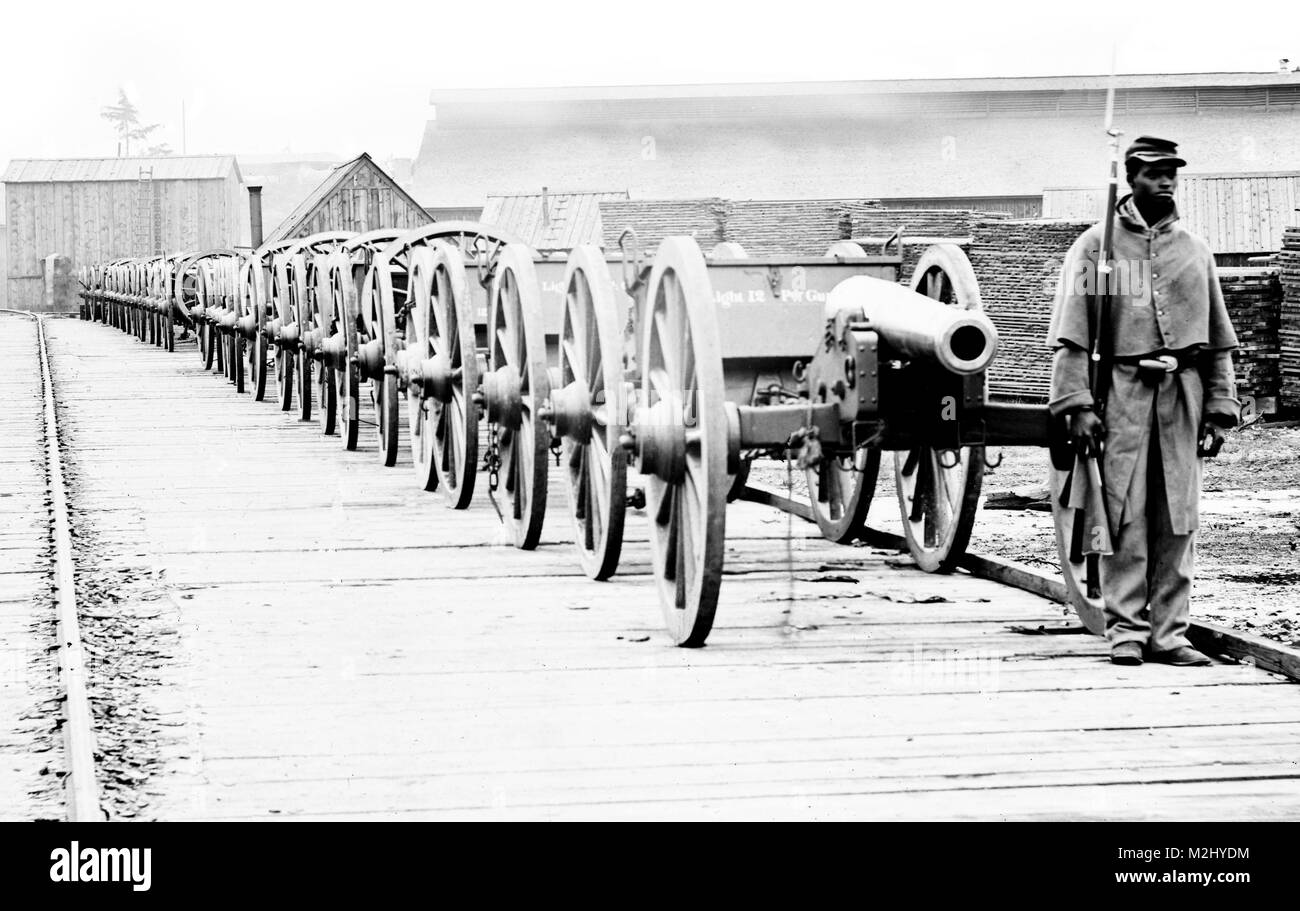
[[752, 421, 1300, 648]]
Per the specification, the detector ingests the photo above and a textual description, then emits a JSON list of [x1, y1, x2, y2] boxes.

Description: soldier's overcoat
[[1046, 196, 1239, 537]]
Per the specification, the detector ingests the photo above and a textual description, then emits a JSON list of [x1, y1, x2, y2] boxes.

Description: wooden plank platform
[[40, 318, 1300, 820], [0, 315, 63, 820]]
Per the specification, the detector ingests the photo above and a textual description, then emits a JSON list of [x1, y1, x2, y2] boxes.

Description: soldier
[[1047, 135, 1240, 667]]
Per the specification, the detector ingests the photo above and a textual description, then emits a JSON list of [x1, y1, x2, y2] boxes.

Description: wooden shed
[[480, 189, 628, 250], [2, 155, 244, 312], [265, 153, 430, 243], [1043, 171, 1300, 261]]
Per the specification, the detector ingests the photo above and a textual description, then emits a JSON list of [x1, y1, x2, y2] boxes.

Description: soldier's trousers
[[1099, 396, 1197, 653]]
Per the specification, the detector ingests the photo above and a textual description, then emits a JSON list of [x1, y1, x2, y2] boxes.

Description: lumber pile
[[599, 198, 729, 253], [1280, 227, 1300, 410], [967, 220, 1091, 401], [1218, 267, 1281, 408]]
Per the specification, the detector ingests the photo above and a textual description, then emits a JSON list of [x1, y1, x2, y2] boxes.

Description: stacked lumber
[[599, 198, 729, 253], [967, 220, 1091, 401], [1217, 267, 1281, 407], [1280, 227, 1300, 410], [723, 200, 880, 255], [861, 209, 1008, 282]]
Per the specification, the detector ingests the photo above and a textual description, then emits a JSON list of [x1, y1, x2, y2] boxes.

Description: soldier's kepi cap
[[1124, 135, 1187, 168]]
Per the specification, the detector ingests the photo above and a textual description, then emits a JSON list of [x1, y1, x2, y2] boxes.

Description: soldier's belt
[[1114, 351, 1200, 384]]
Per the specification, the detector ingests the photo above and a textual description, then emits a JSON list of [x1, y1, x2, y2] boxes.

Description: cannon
[[368, 225, 1027, 644], [81, 221, 1091, 648], [531, 235, 1042, 644]]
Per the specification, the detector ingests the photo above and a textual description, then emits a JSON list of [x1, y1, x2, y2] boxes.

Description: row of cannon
[[79, 222, 1100, 646]]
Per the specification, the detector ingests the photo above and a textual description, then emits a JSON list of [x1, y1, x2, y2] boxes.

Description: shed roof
[[266, 153, 426, 243], [2, 155, 241, 183], [480, 190, 628, 250]]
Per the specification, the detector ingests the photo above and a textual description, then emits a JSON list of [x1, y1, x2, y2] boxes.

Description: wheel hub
[[482, 364, 522, 429], [548, 379, 593, 444], [635, 400, 687, 483], [301, 327, 324, 359], [357, 339, 385, 381], [411, 352, 455, 403], [320, 332, 346, 370]]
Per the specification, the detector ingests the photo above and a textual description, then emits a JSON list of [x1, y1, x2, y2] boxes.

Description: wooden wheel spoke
[[562, 337, 586, 384], [648, 366, 674, 405]]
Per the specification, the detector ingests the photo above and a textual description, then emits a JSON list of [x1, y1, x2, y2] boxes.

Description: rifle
[[1065, 62, 1122, 597], [1090, 74, 1123, 424]]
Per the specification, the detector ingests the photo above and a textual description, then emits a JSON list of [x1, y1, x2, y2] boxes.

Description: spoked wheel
[[555, 246, 627, 580], [267, 258, 296, 411], [328, 255, 361, 450], [808, 448, 882, 543], [638, 237, 728, 647], [311, 262, 338, 436], [488, 244, 551, 546], [214, 321, 226, 377], [202, 321, 217, 370], [296, 336, 313, 422], [1050, 465, 1107, 635], [893, 244, 985, 572], [406, 244, 478, 501], [360, 265, 401, 467], [295, 263, 319, 422], [230, 330, 245, 393], [274, 337, 295, 411], [315, 353, 336, 435], [241, 265, 270, 402], [164, 292, 176, 352]]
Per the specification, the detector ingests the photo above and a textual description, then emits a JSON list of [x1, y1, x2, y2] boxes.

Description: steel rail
[[740, 480, 1300, 682], [12, 310, 104, 821]]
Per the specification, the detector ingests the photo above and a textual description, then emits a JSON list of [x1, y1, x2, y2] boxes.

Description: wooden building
[[480, 189, 628, 250], [2, 156, 244, 312], [1043, 171, 1300, 262], [265, 153, 430, 243]]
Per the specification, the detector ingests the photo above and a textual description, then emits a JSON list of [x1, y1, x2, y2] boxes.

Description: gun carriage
[[82, 220, 1103, 646]]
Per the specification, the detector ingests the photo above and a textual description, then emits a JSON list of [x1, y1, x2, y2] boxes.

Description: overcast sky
[[2, 0, 1298, 170]]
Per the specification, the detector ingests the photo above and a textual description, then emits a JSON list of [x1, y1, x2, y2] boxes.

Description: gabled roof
[[266, 153, 427, 243], [2, 155, 241, 183], [480, 189, 628, 250]]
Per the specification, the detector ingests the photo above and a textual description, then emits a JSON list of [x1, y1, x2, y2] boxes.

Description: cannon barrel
[[825, 274, 997, 376]]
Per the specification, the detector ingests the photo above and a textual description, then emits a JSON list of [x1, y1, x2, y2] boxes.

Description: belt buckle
[[1135, 354, 1178, 373]]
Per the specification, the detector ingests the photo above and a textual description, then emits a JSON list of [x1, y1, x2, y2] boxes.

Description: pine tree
[[100, 88, 161, 157]]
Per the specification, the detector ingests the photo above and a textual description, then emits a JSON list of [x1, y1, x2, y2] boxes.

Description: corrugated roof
[[480, 190, 628, 250], [1, 155, 240, 183], [266, 153, 427, 243]]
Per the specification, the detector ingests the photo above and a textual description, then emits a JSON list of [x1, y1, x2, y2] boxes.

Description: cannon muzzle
[[825, 275, 997, 376]]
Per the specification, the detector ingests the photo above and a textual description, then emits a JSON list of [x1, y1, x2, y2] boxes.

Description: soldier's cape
[[1046, 195, 1240, 538]]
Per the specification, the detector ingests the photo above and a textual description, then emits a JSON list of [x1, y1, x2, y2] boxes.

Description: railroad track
[[1, 310, 100, 821]]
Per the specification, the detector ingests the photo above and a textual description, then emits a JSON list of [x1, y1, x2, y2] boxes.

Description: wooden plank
[[743, 482, 1300, 680], [0, 314, 65, 820], [42, 319, 1300, 821]]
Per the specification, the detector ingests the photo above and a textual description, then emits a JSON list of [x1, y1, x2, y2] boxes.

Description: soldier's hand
[[1068, 408, 1106, 457], [1198, 421, 1226, 458]]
